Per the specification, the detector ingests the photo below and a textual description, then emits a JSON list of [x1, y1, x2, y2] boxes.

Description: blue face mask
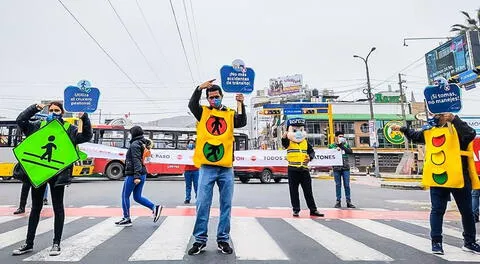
[[210, 98, 222, 108], [294, 131, 304, 141], [46, 113, 62, 122], [187, 143, 195, 150]]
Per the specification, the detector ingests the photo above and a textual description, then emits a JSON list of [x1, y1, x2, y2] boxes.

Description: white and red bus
[[86, 124, 249, 180]]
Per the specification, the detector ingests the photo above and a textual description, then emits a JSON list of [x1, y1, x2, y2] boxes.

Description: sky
[[0, 0, 479, 122]]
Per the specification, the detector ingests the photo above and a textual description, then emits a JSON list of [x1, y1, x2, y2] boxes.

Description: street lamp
[[354, 47, 380, 177]]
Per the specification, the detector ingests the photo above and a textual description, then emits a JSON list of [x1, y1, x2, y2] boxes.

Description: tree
[[450, 9, 480, 35]]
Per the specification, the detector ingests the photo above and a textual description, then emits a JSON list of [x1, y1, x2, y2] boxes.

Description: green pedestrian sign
[[13, 120, 79, 188]]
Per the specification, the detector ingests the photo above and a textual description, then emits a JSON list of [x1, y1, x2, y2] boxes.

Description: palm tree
[[451, 9, 480, 35]]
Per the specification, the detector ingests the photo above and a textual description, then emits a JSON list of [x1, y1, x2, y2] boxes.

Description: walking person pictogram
[[40, 136, 57, 162], [211, 117, 223, 135]]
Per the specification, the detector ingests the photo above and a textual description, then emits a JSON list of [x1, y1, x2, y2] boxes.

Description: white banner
[[79, 143, 343, 167]]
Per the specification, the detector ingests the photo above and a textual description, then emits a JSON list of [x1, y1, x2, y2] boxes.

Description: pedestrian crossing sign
[[13, 120, 79, 188]]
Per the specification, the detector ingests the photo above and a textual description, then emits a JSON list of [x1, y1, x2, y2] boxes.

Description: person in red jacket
[[184, 139, 199, 204]]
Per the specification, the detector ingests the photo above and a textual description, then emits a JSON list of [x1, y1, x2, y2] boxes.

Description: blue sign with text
[[220, 59, 255, 94], [424, 83, 462, 114], [64, 81, 100, 113], [458, 69, 479, 85]]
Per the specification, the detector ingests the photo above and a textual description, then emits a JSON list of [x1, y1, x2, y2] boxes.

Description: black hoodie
[[124, 126, 148, 178]]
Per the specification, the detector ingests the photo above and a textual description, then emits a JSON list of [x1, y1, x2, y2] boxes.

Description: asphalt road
[[0, 177, 478, 264]]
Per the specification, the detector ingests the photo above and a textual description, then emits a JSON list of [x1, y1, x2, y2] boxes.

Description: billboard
[[425, 34, 471, 84], [268, 74, 303, 96]]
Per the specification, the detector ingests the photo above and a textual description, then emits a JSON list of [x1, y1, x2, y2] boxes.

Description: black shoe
[[334, 201, 341, 208], [43, 199, 48, 205], [49, 244, 61, 256], [474, 214, 479, 223], [432, 242, 444, 255], [115, 218, 132, 227], [217, 241, 233, 254], [462, 242, 480, 254], [310, 210, 325, 217], [293, 211, 300, 217], [13, 207, 25, 215], [347, 202, 356, 208], [187, 242, 206, 255], [12, 244, 33, 256], [184, 200, 190, 204], [153, 205, 163, 223]]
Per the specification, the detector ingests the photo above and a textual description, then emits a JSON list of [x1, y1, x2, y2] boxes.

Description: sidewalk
[[312, 172, 425, 190]]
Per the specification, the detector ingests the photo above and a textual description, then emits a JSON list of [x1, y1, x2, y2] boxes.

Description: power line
[[106, 0, 163, 83], [56, 0, 151, 100], [372, 55, 425, 89], [169, 0, 196, 84], [182, 0, 200, 79], [188, 0, 203, 79], [134, 0, 171, 74]]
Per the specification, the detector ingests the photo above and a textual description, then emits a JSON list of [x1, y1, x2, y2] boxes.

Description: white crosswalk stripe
[[129, 216, 195, 261], [284, 218, 393, 261], [343, 219, 480, 262], [24, 217, 135, 262], [231, 217, 288, 260], [0, 215, 479, 262], [0, 217, 79, 250]]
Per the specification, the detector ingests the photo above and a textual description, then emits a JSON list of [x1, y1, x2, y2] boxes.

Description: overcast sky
[[0, 0, 479, 122]]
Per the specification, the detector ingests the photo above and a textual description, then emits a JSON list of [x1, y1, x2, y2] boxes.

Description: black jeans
[[288, 167, 317, 212], [430, 186, 476, 244], [26, 177, 65, 246], [19, 181, 31, 209]]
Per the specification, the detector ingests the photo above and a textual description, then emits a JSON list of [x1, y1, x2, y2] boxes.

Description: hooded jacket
[[124, 126, 148, 178], [16, 104, 93, 187]]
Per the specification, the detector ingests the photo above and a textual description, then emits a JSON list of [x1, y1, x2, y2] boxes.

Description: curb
[[380, 182, 425, 190]]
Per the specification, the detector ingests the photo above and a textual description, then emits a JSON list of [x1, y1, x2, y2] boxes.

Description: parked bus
[[87, 124, 249, 180], [0, 119, 94, 180]]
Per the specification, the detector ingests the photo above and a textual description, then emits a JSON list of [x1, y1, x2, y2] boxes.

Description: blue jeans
[[193, 165, 234, 243], [473, 189, 480, 218], [333, 170, 351, 201], [121, 175, 155, 218], [184, 170, 199, 201], [430, 186, 476, 243]]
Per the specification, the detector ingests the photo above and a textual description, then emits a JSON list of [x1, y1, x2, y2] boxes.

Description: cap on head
[[286, 118, 306, 128]]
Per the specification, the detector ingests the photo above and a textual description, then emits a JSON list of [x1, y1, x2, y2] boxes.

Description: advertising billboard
[[425, 34, 471, 84], [268, 74, 303, 96]]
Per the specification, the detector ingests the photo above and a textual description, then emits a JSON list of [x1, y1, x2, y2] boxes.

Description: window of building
[[360, 123, 369, 133], [359, 137, 370, 145]]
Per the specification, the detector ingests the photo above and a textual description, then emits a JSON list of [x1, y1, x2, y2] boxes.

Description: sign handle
[[237, 101, 243, 115]]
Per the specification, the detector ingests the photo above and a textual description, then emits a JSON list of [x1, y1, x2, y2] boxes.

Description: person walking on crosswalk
[[115, 126, 162, 227], [392, 113, 480, 255], [187, 79, 246, 255], [12, 102, 92, 257], [183, 139, 199, 204], [282, 118, 324, 217]]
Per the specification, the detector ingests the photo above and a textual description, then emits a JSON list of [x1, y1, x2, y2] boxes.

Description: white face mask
[[338, 137, 346, 144]]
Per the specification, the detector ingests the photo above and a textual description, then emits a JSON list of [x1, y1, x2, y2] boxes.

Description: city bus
[[86, 124, 249, 180], [0, 119, 94, 180]]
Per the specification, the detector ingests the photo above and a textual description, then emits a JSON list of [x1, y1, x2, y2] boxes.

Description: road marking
[[129, 216, 194, 261], [231, 217, 289, 260], [81, 205, 110, 208], [284, 218, 393, 261], [344, 219, 480, 262], [0, 215, 20, 224], [409, 220, 464, 240], [24, 217, 134, 262], [0, 217, 79, 250]]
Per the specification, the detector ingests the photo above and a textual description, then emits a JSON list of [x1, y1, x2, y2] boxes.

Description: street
[[0, 177, 478, 264]]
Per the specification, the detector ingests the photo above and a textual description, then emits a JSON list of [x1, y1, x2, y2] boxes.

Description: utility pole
[[398, 74, 408, 149]]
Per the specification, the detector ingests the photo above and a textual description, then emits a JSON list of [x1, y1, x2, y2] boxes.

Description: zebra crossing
[[0, 213, 478, 264]]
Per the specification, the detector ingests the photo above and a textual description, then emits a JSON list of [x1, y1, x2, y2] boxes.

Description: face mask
[[187, 143, 195, 149], [338, 137, 346, 144], [46, 113, 62, 122], [294, 131, 304, 141], [209, 98, 222, 108]]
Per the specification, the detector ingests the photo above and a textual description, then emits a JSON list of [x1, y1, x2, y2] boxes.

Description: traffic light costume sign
[[421, 78, 480, 189], [194, 106, 235, 168], [13, 120, 80, 188]]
